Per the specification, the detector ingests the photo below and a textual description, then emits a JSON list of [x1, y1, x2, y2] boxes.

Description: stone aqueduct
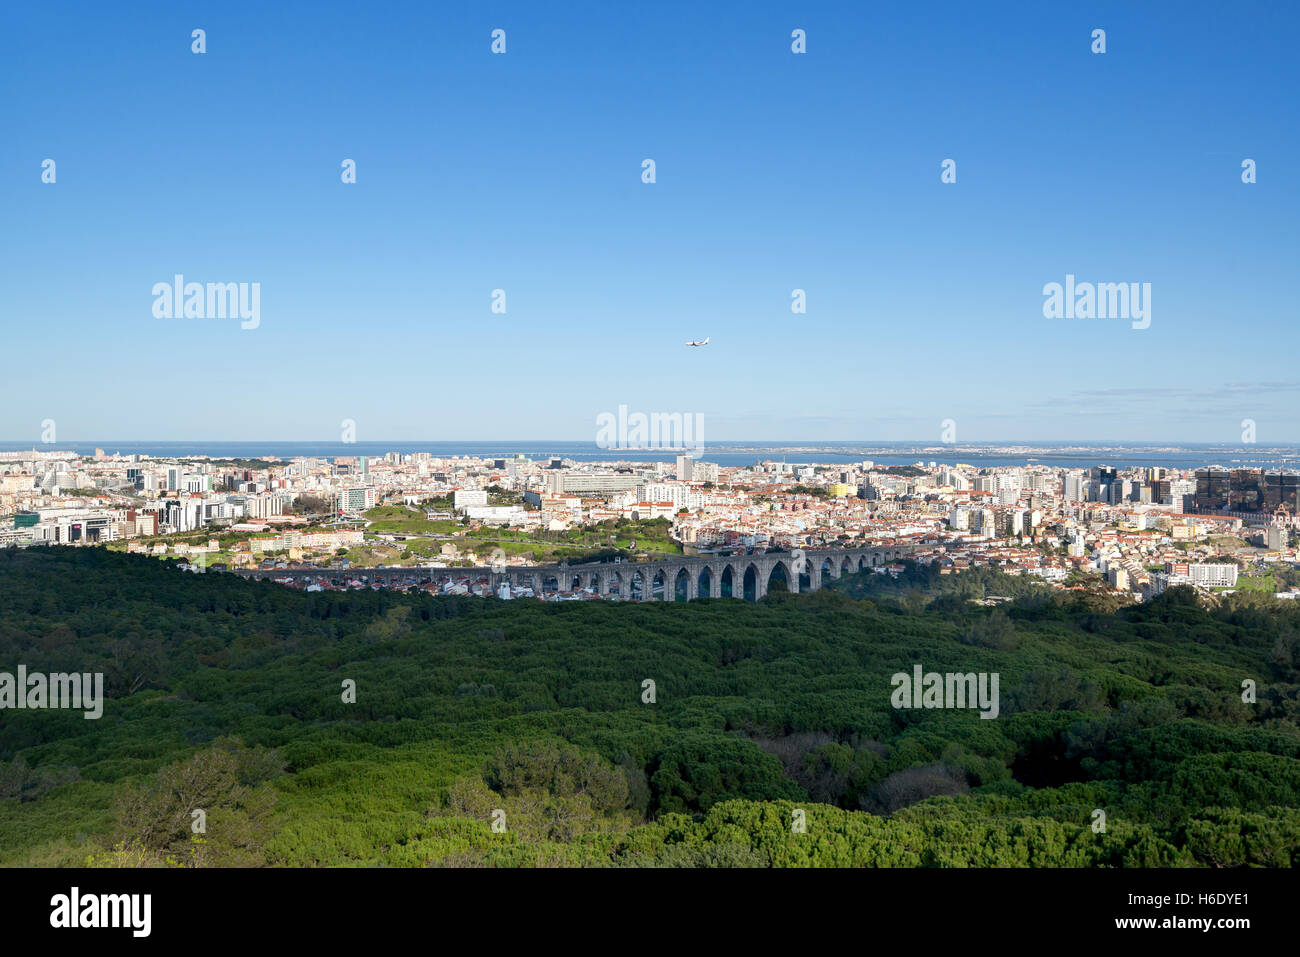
[[233, 545, 915, 602]]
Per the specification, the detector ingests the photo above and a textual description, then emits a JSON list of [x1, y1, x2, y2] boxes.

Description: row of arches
[[507, 548, 905, 602]]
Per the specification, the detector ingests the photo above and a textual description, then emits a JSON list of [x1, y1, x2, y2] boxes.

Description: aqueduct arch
[[235, 545, 915, 604]]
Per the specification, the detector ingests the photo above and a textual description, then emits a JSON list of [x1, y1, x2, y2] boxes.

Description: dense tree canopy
[[0, 546, 1297, 867]]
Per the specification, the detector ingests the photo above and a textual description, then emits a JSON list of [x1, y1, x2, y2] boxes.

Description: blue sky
[[2, 1, 1297, 444]]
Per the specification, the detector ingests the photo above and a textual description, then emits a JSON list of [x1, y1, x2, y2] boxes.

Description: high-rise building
[[1195, 469, 1269, 512], [692, 461, 719, 484], [1110, 480, 1132, 505], [1265, 471, 1300, 512], [1169, 478, 1196, 511], [938, 468, 960, 488], [1063, 472, 1086, 502], [336, 486, 376, 513]]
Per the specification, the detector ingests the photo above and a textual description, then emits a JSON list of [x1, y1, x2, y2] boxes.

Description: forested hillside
[[2, 546, 1298, 867]]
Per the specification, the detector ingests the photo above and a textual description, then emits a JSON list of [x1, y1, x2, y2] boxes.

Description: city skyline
[[6, 442, 1295, 597], [3, 1, 1297, 443]]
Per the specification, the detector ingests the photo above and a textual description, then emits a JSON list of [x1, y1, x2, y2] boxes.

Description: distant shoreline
[[2, 440, 1298, 472]]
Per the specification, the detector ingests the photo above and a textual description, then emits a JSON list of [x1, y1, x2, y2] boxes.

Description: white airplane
[[685, 337, 710, 347]]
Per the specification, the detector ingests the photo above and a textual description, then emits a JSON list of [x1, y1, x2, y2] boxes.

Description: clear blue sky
[[2, 1, 1297, 444]]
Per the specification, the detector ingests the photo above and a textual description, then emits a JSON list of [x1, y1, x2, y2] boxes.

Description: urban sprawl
[[2, 449, 1298, 602]]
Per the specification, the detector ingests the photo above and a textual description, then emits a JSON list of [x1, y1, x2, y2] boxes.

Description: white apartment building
[[1184, 563, 1239, 587], [639, 483, 688, 508], [693, 461, 720, 483], [337, 486, 376, 513]]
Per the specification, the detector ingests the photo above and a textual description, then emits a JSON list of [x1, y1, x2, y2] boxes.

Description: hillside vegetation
[[1, 547, 1298, 867]]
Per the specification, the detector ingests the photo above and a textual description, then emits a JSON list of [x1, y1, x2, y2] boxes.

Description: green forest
[[1, 546, 1298, 867]]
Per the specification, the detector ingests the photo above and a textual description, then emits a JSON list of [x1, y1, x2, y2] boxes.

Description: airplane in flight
[[685, 337, 710, 347]]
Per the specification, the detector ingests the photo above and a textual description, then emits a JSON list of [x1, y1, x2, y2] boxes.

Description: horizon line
[[5, 439, 1300, 449]]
